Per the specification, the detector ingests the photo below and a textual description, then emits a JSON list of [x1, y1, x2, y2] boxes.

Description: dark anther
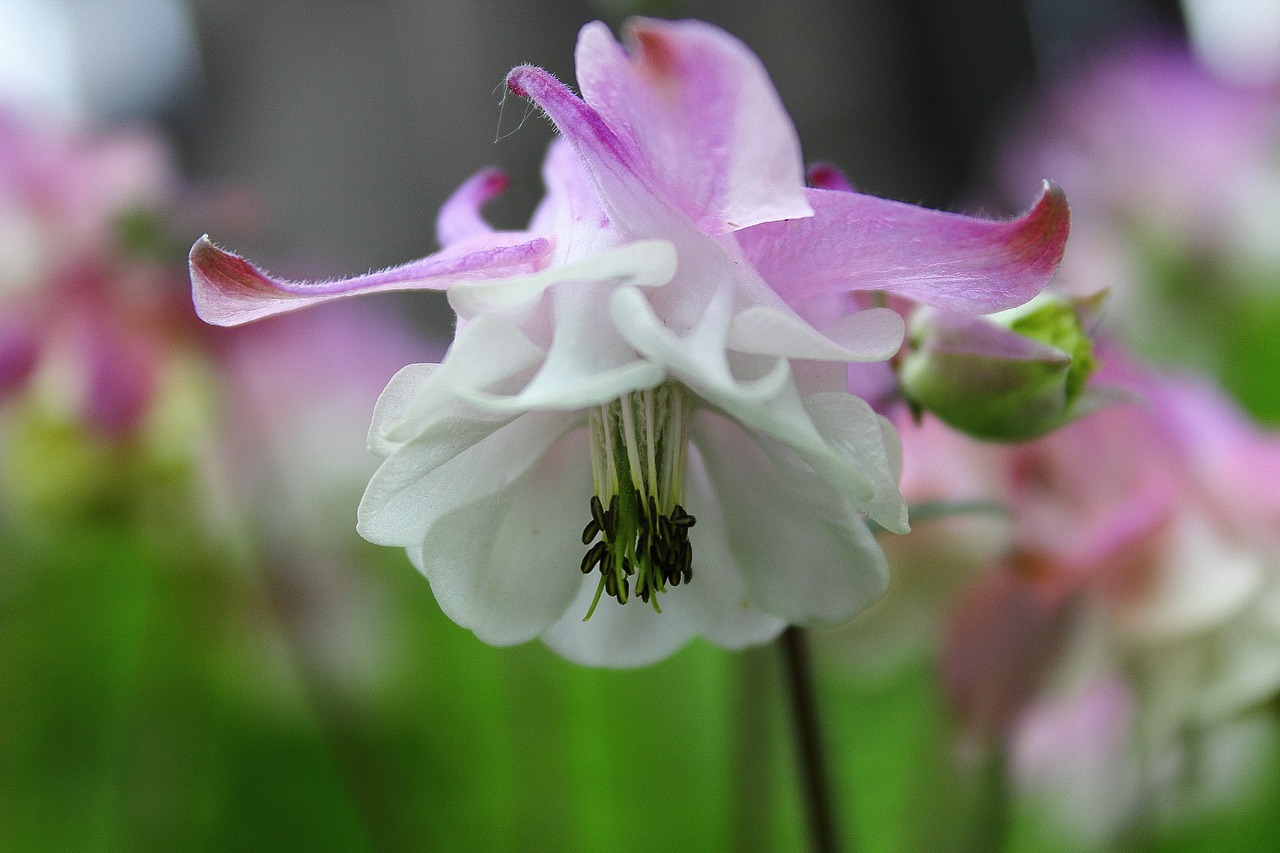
[[581, 541, 607, 573], [581, 492, 698, 612]]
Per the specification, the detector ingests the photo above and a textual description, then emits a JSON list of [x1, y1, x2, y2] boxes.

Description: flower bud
[[898, 293, 1107, 442]]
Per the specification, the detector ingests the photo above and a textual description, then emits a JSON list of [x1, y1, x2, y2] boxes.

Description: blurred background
[[4, 0, 1280, 850]]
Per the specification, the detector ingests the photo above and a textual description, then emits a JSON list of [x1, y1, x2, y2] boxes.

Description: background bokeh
[[4, 0, 1279, 850]]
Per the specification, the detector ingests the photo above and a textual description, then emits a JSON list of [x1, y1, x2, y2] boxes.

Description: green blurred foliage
[[0, 476, 815, 851]]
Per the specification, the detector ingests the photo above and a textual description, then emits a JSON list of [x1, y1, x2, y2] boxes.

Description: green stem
[[780, 626, 845, 853], [969, 735, 1009, 852]]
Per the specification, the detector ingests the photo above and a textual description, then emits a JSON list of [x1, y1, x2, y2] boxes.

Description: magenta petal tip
[[504, 65, 541, 100], [807, 163, 854, 192], [189, 236, 282, 327], [1011, 181, 1070, 280]]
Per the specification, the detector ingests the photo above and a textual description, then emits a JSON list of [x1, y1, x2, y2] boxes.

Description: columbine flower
[[190, 18, 1068, 666]]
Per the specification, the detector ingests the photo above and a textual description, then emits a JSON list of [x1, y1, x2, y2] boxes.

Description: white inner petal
[[447, 239, 678, 317], [802, 391, 909, 533], [690, 409, 890, 625], [368, 363, 438, 455], [405, 426, 592, 646], [379, 313, 544, 444], [459, 360, 664, 413], [726, 305, 904, 362], [358, 409, 578, 548]]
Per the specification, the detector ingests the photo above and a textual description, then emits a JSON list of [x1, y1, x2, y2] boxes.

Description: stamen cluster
[[580, 384, 695, 618]]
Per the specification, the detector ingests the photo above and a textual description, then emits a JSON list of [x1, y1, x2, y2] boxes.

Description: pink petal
[[574, 19, 811, 234], [190, 233, 554, 327], [0, 315, 39, 397], [737, 182, 1070, 313], [79, 319, 157, 437], [505, 64, 662, 234], [921, 310, 1072, 363], [943, 566, 1075, 735], [435, 167, 508, 248], [527, 138, 611, 236]]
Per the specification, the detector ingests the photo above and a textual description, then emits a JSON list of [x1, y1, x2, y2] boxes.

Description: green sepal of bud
[[898, 293, 1108, 442]]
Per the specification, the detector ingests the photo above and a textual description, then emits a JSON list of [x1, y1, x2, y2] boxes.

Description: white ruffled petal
[[460, 360, 664, 413], [673, 446, 790, 646], [803, 392, 909, 533], [358, 409, 579, 548], [379, 313, 545, 445], [726, 305, 904, 362], [611, 284, 793, 405], [407, 427, 592, 646], [690, 408, 890, 625], [446, 239, 677, 317], [541, 579, 697, 668], [368, 363, 439, 455], [611, 283, 903, 523]]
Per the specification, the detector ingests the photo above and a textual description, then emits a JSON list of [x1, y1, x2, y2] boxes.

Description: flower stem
[[779, 626, 845, 853]]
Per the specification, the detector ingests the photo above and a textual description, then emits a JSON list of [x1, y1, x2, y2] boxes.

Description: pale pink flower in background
[[891, 349, 1280, 835], [191, 18, 1068, 666], [214, 301, 447, 697], [996, 42, 1280, 365], [0, 109, 178, 298], [0, 108, 192, 437]]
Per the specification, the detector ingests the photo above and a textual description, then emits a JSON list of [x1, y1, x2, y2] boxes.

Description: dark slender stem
[[780, 626, 844, 853], [969, 735, 1009, 852]]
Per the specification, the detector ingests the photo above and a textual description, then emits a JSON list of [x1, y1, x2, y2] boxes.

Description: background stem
[[780, 626, 845, 853]]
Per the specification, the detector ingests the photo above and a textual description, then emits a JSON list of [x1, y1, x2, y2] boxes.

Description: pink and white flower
[[191, 18, 1068, 666]]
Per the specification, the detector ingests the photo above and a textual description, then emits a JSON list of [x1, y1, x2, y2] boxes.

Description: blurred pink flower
[[0, 109, 178, 297], [212, 301, 447, 696], [997, 42, 1280, 323], [895, 348, 1280, 831], [191, 18, 1067, 666]]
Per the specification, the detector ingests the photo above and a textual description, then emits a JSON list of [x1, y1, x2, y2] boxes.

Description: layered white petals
[[406, 428, 591, 645], [610, 283, 907, 530], [379, 313, 545, 446], [610, 284, 792, 408], [358, 409, 578, 548], [803, 392, 908, 532], [456, 244, 676, 414], [447, 238, 676, 318], [726, 305, 905, 362], [542, 456, 787, 666], [460, 360, 663, 414], [368, 363, 439, 455], [690, 409, 890, 625]]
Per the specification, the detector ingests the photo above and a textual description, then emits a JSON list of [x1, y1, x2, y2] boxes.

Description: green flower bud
[[898, 293, 1108, 442]]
